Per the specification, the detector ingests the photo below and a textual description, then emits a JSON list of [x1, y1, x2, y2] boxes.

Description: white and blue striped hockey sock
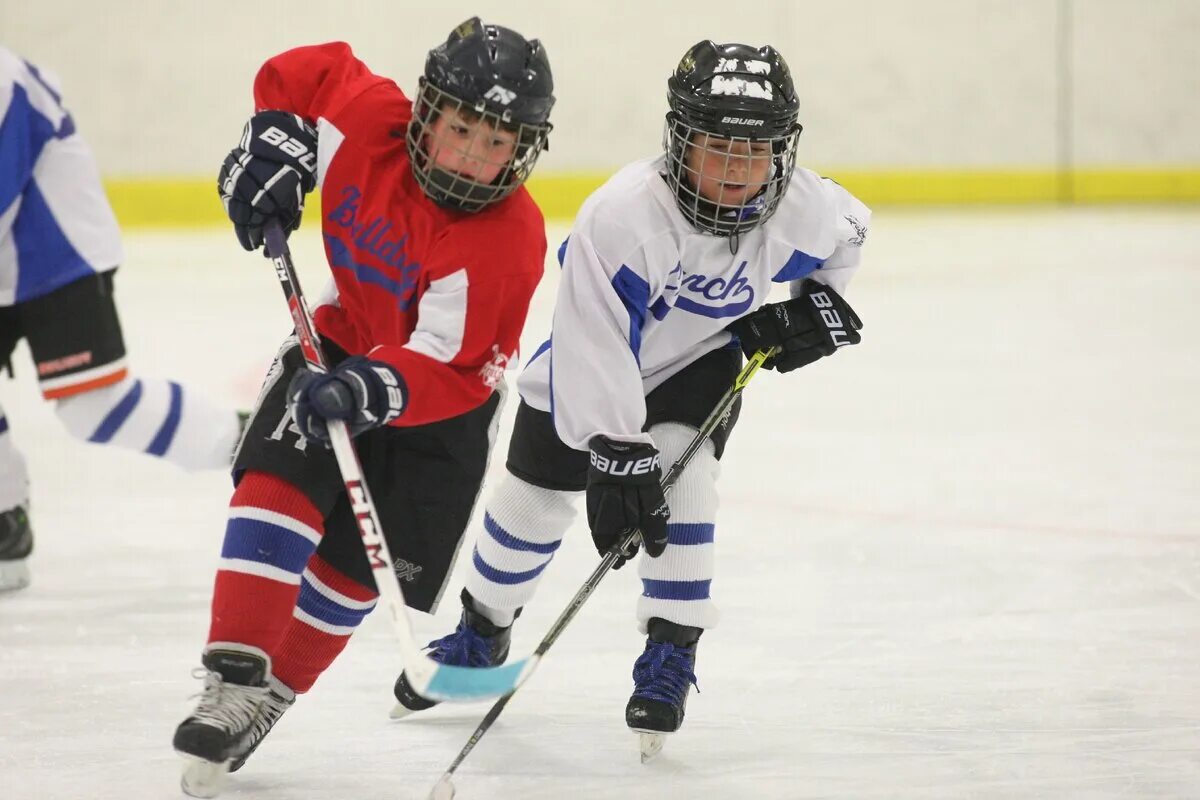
[[637, 422, 721, 632], [463, 472, 579, 621], [54, 375, 241, 470]]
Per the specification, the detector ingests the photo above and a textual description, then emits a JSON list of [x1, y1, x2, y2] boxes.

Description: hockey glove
[[218, 111, 318, 251], [287, 357, 407, 446], [727, 279, 863, 372], [586, 437, 670, 569]]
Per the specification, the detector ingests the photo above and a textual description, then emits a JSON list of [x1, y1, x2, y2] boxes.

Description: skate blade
[[428, 775, 457, 800], [633, 730, 668, 763], [179, 755, 231, 798], [0, 560, 31, 592], [389, 702, 419, 720]]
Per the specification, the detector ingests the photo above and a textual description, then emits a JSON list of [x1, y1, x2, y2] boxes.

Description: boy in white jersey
[[0, 47, 244, 591], [394, 39, 870, 745]]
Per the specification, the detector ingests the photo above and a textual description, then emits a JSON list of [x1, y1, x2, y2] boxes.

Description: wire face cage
[[662, 114, 800, 237], [407, 79, 552, 213]]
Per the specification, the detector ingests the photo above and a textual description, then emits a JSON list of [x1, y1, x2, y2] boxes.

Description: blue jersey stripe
[[146, 382, 183, 456], [472, 547, 551, 585], [0, 83, 54, 216], [0, 416, 8, 435], [772, 249, 825, 283], [612, 265, 650, 365], [641, 578, 712, 601], [88, 380, 142, 443], [22, 61, 75, 139], [527, 337, 551, 366], [548, 347, 556, 422], [484, 513, 562, 555], [221, 516, 317, 575], [13, 179, 96, 301], [23, 61, 63, 108]]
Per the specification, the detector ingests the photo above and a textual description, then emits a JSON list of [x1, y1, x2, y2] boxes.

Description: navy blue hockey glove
[[727, 279, 862, 372], [287, 357, 407, 446], [586, 437, 670, 569], [218, 111, 318, 251]]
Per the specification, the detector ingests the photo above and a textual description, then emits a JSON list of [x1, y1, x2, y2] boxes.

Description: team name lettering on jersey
[[326, 186, 421, 309], [673, 260, 756, 318]]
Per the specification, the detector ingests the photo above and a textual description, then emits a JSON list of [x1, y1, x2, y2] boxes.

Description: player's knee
[[650, 422, 718, 484], [500, 470, 578, 516], [53, 378, 138, 442]]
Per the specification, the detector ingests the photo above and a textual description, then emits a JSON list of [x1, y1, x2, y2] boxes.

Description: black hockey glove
[[586, 437, 670, 569], [218, 111, 318, 251], [727, 279, 863, 372], [287, 357, 407, 446]]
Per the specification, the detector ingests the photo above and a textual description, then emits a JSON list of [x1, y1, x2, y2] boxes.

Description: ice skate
[[0, 504, 32, 593], [625, 618, 701, 762], [391, 589, 517, 718], [173, 644, 271, 797], [228, 676, 295, 772]]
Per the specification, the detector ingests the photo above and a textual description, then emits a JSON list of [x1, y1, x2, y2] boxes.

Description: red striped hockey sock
[[207, 471, 325, 653], [272, 555, 378, 692]]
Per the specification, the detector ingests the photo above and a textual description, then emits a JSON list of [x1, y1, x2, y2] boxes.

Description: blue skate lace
[[424, 623, 494, 668], [630, 641, 699, 705]]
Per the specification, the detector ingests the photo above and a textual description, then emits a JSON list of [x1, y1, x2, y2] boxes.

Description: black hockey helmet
[[408, 17, 555, 212], [663, 41, 802, 237]]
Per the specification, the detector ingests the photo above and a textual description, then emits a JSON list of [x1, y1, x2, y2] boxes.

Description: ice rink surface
[[1, 209, 1198, 799]]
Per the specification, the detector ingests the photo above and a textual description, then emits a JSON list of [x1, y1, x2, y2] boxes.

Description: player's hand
[[727, 279, 862, 372], [287, 357, 407, 446], [586, 437, 670, 569], [218, 111, 318, 251]]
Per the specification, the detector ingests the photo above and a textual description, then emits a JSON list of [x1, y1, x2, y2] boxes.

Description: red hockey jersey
[[253, 42, 546, 426]]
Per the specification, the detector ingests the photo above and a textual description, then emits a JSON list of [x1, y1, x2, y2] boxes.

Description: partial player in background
[[393, 40, 869, 759], [0, 46, 245, 592], [171, 19, 554, 796]]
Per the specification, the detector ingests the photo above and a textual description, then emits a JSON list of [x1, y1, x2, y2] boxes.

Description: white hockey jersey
[[0, 47, 123, 307], [518, 155, 870, 451]]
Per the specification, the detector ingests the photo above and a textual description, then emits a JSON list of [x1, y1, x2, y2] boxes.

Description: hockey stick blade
[[405, 654, 540, 703]]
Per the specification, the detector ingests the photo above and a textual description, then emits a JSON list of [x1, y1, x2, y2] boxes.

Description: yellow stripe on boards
[[103, 169, 1200, 229]]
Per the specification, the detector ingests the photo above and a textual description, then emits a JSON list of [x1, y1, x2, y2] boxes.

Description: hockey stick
[[261, 223, 536, 703], [427, 346, 778, 799]]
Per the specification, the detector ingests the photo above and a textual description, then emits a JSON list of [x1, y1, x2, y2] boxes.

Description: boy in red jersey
[[172, 18, 553, 794]]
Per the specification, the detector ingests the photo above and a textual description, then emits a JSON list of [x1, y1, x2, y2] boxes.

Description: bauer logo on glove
[[589, 449, 661, 477]]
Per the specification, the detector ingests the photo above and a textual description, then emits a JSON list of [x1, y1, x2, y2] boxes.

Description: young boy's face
[[424, 105, 519, 186], [683, 133, 773, 206]]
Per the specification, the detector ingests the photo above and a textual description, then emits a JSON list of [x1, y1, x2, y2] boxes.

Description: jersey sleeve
[[548, 215, 657, 451], [0, 52, 71, 225], [252, 42, 390, 125], [794, 178, 871, 298], [366, 220, 545, 427]]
